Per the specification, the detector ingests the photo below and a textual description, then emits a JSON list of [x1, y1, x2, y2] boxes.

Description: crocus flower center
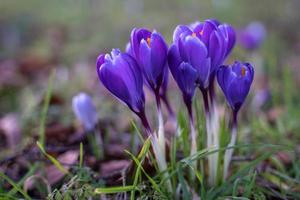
[[199, 30, 204, 36], [147, 37, 151, 46], [241, 66, 246, 77], [192, 32, 197, 37]]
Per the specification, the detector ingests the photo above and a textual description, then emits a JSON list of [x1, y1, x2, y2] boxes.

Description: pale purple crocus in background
[[217, 61, 254, 180], [239, 21, 266, 51], [72, 92, 98, 131], [72, 92, 103, 159]]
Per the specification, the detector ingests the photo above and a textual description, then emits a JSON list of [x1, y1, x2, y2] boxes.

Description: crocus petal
[[131, 28, 168, 91], [226, 77, 251, 111], [217, 61, 254, 112], [125, 42, 133, 56], [130, 28, 151, 61], [201, 20, 218, 46], [176, 62, 198, 101], [191, 21, 204, 35], [197, 58, 211, 89], [97, 50, 145, 113], [139, 39, 154, 86], [173, 25, 192, 43], [150, 32, 168, 85], [99, 62, 132, 108], [209, 30, 224, 72], [96, 54, 105, 70], [182, 35, 208, 67], [168, 44, 183, 81], [219, 24, 236, 58]]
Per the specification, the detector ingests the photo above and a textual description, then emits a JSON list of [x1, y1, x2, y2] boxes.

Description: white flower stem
[[157, 106, 166, 159], [210, 99, 219, 185], [223, 112, 238, 180], [185, 99, 197, 171], [153, 90, 171, 192], [151, 135, 172, 192], [190, 119, 197, 163], [201, 89, 217, 186]]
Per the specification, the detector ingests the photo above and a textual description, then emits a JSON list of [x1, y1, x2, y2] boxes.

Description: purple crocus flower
[[168, 34, 207, 105], [130, 28, 168, 93], [217, 61, 254, 113], [172, 19, 236, 85], [125, 42, 133, 55], [96, 49, 151, 133], [239, 22, 266, 51], [72, 93, 98, 131], [218, 61, 254, 179], [126, 40, 174, 117]]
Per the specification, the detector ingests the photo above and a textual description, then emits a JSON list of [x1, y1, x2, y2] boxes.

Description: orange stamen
[[192, 32, 196, 37], [200, 30, 204, 36], [241, 67, 246, 77], [147, 37, 151, 46]]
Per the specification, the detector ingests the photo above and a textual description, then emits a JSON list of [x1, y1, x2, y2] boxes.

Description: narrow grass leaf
[[94, 185, 135, 194], [39, 68, 56, 147], [0, 172, 31, 200], [36, 141, 69, 175]]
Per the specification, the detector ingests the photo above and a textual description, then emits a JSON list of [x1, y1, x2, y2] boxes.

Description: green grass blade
[[36, 141, 69, 174], [126, 151, 163, 194], [39, 68, 56, 147], [0, 172, 31, 200], [94, 185, 136, 194], [127, 138, 151, 200], [8, 163, 39, 196], [177, 164, 191, 200], [131, 120, 145, 143]]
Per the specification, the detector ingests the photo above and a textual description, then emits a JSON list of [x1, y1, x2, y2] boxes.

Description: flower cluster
[[96, 19, 254, 185]]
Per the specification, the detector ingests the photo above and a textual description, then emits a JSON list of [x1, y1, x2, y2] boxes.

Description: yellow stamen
[[241, 66, 246, 77], [147, 37, 151, 46], [192, 32, 196, 37], [200, 30, 204, 36]]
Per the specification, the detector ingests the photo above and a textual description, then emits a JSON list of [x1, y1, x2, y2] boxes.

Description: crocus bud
[[168, 43, 199, 105], [96, 49, 145, 114], [130, 28, 168, 92], [72, 93, 98, 131], [239, 22, 266, 51], [217, 61, 254, 113], [172, 19, 236, 83]]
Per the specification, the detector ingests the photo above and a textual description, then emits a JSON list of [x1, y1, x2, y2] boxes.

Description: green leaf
[[39, 68, 56, 147], [94, 185, 136, 194], [37, 141, 69, 175], [0, 172, 31, 200]]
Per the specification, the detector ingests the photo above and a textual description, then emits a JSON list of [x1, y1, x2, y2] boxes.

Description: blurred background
[[1, 0, 300, 197], [1, 0, 300, 178]]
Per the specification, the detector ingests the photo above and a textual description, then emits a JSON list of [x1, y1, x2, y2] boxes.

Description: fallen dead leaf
[[24, 150, 79, 190], [0, 113, 21, 149], [100, 160, 130, 176]]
